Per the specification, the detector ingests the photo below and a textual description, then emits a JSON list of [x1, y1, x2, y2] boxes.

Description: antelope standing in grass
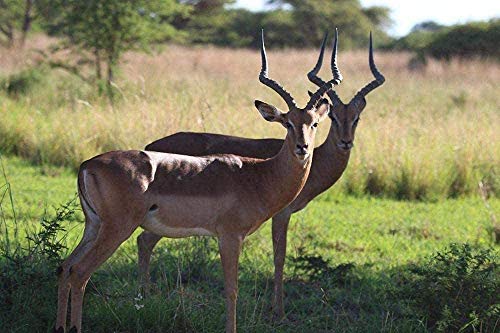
[[54, 31, 336, 333], [138, 32, 385, 318]]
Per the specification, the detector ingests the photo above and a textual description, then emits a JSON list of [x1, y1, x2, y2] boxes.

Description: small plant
[[397, 243, 499, 332], [26, 196, 78, 263], [1, 67, 45, 97], [0, 195, 78, 330]]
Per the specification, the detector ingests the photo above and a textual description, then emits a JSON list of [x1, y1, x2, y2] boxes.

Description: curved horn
[[307, 29, 343, 106], [307, 32, 328, 87], [306, 79, 335, 110], [259, 29, 297, 109], [351, 32, 385, 103], [330, 28, 343, 84]]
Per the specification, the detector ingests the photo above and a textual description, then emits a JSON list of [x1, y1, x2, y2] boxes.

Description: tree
[[0, 0, 34, 47], [181, 0, 235, 14], [53, 0, 189, 100], [410, 21, 444, 33], [267, 0, 392, 48]]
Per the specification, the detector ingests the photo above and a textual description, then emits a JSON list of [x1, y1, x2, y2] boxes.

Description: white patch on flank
[[80, 170, 101, 238], [82, 170, 99, 220]]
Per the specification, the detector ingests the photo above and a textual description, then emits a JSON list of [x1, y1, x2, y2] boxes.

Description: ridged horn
[[307, 28, 343, 107], [259, 29, 297, 109], [350, 32, 385, 103]]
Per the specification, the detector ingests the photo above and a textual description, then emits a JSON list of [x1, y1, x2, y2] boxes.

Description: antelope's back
[[145, 132, 282, 159]]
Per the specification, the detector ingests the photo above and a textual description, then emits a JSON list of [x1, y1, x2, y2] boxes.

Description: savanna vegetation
[[1, 38, 498, 200], [0, 155, 498, 332], [0, 0, 498, 332]]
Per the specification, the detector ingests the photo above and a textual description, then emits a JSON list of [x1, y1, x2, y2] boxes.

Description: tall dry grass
[[0, 36, 498, 199]]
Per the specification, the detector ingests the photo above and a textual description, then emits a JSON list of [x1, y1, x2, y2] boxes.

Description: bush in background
[[425, 19, 500, 60], [389, 19, 500, 61], [0, 66, 45, 97]]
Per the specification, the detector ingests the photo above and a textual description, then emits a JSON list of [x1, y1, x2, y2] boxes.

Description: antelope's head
[[308, 31, 385, 153], [255, 30, 338, 163]]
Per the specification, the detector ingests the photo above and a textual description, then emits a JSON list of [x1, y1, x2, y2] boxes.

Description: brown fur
[[138, 74, 379, 319], [55, 100, 330, 333]]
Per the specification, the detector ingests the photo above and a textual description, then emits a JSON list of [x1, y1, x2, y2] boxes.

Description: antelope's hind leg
[[55, 206, 101, 332], [137, 230, 162, 296], [58, 215, 138, 333]]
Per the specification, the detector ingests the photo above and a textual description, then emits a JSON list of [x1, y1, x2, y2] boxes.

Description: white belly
[[141, 212, 215, 238]]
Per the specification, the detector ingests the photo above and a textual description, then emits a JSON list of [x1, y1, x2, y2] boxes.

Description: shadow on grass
[[2, 237, 498, 333], [0, 192, 497, 332]]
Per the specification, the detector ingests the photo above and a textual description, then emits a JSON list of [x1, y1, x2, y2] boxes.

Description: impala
[[138, 32, 385, 318], [54, 30, 337, 333]]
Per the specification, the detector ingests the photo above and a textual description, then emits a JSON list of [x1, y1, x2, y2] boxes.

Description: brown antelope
[[54, 30, 337, 333], [138, 32, 385, 318]]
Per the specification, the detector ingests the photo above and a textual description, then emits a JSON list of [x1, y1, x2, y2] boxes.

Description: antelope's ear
[[254, 100, 286, 124], [315, 98, 330, 122]]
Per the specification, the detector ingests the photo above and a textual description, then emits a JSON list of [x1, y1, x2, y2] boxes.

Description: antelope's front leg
[[218, 234, 243, 333], [271, 210, 292, 320]]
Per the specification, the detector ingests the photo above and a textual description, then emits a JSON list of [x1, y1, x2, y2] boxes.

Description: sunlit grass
[[0, 37, 498, 199]]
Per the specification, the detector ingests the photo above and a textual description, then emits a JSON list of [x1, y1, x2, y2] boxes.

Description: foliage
[[388, 19, 500, 61], [425, 19, 500, 60], [42, 0, 190, 99], [0, 0, 24, 46], [182, 8, 259, 47], [267, 0, 392, 49], [172, 0, 392, 48], [0, 66, 45, 96], [386, 29, 437, 52], [396, 243, 499, 332], [0, 160, 78, 330], [410, 20, 445, 33], [25, 197, 76, 262]]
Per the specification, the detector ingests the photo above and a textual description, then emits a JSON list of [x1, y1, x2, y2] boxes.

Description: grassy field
[[0, 154, 498, 332], [0, 37, 499, 332], [0, 36, 498, 199]]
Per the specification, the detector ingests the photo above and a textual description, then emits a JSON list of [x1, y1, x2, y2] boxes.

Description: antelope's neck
[[254, 137, 312, 216], [290, 125, 351, 208]]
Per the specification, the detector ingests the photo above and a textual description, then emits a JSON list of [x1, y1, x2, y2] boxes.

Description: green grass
[[1, 154, 498, 332]]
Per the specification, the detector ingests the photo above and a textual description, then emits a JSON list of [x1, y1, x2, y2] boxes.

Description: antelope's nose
[[339, 140, 353, 150], [296, 144, 309, 154]]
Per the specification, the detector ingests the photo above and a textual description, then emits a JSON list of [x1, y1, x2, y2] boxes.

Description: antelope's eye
[[353, 118, 360, 126], [312, 122, 318, 128], [331, 117, 339, 127], [285, 122, 293, 129]]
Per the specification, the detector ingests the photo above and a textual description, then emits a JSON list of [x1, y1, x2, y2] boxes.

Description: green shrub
[[396, 243, 499, 332], [0, 188, 78, 331], [1, 67, 45, 97]]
